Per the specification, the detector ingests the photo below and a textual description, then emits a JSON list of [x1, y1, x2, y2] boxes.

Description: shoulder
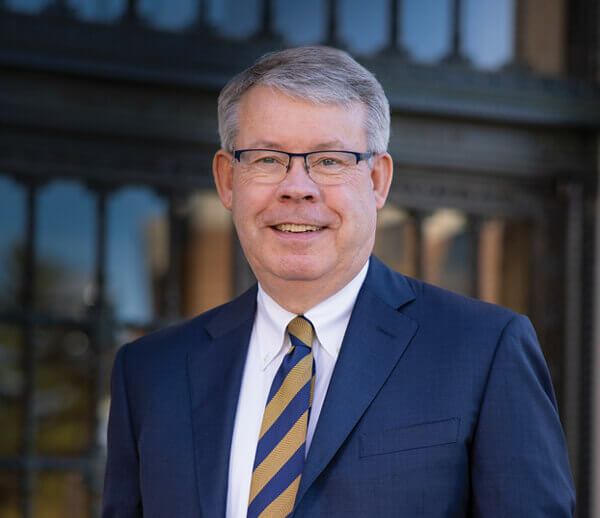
[[405, 275, 517, 327], [407, 275, 530, 351], [362, 258, 534, 377], [116, 285, 258, 365], [368, 256, 519, 335]]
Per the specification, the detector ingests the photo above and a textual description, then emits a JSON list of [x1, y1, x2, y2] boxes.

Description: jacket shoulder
[[120, 284, 257, 360], [405, 275, 517, 321]]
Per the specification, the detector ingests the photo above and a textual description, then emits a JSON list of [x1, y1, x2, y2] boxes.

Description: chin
[[272, 255, 332, 282]]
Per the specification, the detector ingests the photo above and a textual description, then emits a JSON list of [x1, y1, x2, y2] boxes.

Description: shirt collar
[[255, 260, 370, 370]]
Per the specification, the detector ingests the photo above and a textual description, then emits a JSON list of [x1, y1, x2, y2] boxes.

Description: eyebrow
[[312, 140, 348, 150], [244, 140, 349, 150], [246, 141, 281, 149]]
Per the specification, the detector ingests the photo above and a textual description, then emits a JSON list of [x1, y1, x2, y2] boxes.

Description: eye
[[260, 156, 277, 164], [250, 153, 286, 166], [320, 158, 340, 167], [310, 153, 355, 170]]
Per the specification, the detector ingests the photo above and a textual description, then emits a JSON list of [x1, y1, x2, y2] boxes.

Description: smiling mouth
[[273, 223, 325, 233]]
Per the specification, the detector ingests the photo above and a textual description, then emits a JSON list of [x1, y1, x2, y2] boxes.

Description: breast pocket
[[359, 417, 460, 458]]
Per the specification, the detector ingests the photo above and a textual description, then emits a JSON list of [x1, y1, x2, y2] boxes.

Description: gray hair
[[217, 46, 390, 153]]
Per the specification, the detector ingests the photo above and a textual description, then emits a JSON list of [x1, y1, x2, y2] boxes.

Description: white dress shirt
[[226, 260, 370, 518]]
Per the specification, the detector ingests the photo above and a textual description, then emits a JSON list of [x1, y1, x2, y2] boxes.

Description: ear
[[213, 149, 234, 210], [370, 152, 393, 210]]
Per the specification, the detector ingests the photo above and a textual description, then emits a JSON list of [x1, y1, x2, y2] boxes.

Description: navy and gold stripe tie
[[247, 316, 315, 518]]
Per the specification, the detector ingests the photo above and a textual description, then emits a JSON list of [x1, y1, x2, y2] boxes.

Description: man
[[102, 46, 575, 517]]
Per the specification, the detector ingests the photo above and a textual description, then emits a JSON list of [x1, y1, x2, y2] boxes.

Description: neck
[[257, 262, 368, 314]]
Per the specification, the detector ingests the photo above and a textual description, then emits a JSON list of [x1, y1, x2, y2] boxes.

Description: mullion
[[410, 209, 426, 281], [122, 0, 139, 25], [164, 192, 183, 321], [467, 215, 481, 299], [386, 0, 408, 55], [259, 0, 274, 38], [448, 0, 464, 62], [87, 188, 110, 518], [20, 182, 38, 518], [327, 0, 337, 44]]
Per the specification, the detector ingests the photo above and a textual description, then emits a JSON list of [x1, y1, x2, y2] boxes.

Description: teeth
[[275, 223, 323, 233]]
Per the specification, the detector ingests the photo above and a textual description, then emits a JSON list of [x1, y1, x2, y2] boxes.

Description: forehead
[[236, 85, 367, 151]]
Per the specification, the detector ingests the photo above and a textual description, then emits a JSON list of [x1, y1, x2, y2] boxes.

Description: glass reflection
[[423, 209, 471, 296], [402, 0, 452, 63], [182, 191, 233, 316], [374, 204, 417, 277], [0, 176, 25, 311], [338, 0, 388, 55], [36, 326, 92, 457], [274, 0, 325, 45], [5, 0, 52, 14], [462, 0, 514, 69], [0, 325, 23, 456], [478, 218, 505, 305], [66, 0, 127, 23], [107, 187, 167, 324], [35, 472, 89, 518], [209, 0, 261, 39], [139, 0, 198, 31], [36, 181, 95, 319]]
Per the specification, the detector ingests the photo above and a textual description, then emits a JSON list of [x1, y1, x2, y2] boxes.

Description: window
[[402, 0, 452, 63], [462, 0, 515, 69]]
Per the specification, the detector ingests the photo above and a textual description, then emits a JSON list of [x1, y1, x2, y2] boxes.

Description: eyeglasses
[[232, 149, 375, 185]]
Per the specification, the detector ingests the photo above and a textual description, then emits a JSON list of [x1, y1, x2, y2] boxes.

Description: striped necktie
[[247, 315, 315, 518]]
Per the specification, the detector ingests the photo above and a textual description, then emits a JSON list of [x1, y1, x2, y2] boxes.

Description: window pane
[[274, 0, 326, 45], [374, 204, 418, 277], [36, 327, 92, 457], [0, 176, 25, 311], [0, 472, 19, 518], [5, 0, 52, 14], [34, 472, 89, 518], [66, 0, 127, 23], [422, 209, 472, 296], [139, 0, 198, 31], [182, 191, 233, 317], [338, 0, 388, 55], [402, 0, 452, 63], [209, 0, 261, 39], [36, 182, 95, 319], [0, 325, 23, 456], [107, 187, 167, 324], [462, 0, 514, 69]]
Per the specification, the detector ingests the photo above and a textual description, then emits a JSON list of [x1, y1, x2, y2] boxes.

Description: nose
[[276, 155, 321, 202]]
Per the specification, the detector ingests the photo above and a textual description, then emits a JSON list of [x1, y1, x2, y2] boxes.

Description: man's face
[[214, 85, 392, 298]]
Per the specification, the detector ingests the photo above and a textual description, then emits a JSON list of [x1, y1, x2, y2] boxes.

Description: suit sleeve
[[471, 314, 575, 517], [102, 345, 143, 518]]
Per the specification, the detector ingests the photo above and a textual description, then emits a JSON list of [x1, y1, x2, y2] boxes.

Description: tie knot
[[287, 316, 314, 349]]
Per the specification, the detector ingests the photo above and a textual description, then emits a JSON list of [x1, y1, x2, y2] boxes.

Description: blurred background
[[0, 0, 599, 516]]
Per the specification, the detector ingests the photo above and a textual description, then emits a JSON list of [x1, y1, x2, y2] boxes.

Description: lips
[[273, 223, 325, 233]]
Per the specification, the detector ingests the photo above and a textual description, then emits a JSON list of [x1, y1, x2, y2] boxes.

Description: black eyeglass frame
[[232, 149, 375, 171]]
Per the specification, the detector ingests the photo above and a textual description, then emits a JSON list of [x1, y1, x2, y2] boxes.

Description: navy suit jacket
[[102, 256, 575, 517]]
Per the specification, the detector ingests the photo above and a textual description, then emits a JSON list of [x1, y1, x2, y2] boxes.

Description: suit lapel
[[187, 286, 257, 518], [295, 258, 418, 507]]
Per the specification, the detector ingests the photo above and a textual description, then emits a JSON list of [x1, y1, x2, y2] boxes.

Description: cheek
[[231, 185, 280, 248], [232, 181, 269, 219], [324, 182, 376, 224]]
